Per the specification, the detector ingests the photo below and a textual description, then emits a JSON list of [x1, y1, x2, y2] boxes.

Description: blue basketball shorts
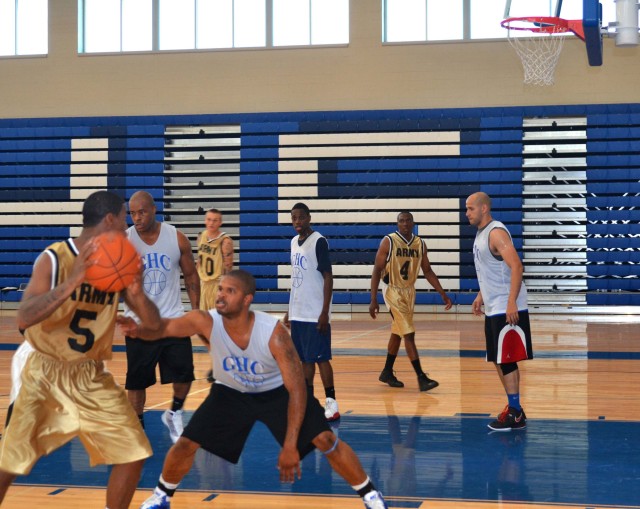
[[289, 320, 332, 363]]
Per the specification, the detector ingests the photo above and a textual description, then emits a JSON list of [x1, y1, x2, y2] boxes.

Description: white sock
[[351, 476, 370, 492], [159, 474, 179, 491]]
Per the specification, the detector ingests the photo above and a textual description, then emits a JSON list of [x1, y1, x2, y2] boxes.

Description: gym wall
[[0, 1, 638, 310]]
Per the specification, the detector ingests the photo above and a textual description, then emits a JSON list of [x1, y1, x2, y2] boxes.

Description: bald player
[[465, 192, 533, 431]]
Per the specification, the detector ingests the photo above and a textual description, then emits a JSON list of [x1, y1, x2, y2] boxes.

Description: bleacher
[[1, 104, 638, 311]]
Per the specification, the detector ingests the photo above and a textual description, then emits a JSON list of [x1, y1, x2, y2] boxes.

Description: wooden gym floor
[[0, 310, 638, 509]]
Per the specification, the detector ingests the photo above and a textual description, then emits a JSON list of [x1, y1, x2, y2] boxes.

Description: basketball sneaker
[[363, 490, 389, 509], [324, 397, 340, 421], [161, 409, 184, 443], [487, 405, 526, 431], [378, 369, 404, 388], [494, 404, 527, 422], [139, 490, 170, 509], [417, 373, 439, 392]]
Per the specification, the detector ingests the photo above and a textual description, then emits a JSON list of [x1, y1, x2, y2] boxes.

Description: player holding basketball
[[0, 190, 162, 509], [119, 270, 389, 509], [195, 208, 233, 383], [124, 191, 200, 443], [465, 192, 533, 431], [369, 211, 452, 392], [283, 202, 340, 421]]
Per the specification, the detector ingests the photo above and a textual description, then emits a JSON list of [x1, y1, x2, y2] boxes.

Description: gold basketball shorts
[[383, 285, 416, 336], [0, 350, 152, 476], [200, 278, 221, 311]]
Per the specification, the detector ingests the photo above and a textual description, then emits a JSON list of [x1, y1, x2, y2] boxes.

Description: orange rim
[[501, 16, 585, 41]]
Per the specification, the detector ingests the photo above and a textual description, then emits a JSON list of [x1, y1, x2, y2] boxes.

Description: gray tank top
[[473, 220, 528, 317], [125, 222, 184, 320], [209, 309, 283, 393]]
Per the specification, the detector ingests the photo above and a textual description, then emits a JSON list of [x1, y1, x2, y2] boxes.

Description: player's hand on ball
[[69, 238, 98, 288], [124, 271, 143, 296]]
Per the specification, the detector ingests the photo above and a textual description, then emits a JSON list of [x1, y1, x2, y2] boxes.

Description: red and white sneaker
[[324, 397, 340, 422]]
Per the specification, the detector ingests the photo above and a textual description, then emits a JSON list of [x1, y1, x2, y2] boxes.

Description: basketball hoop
[[501, 16, 584, 86]]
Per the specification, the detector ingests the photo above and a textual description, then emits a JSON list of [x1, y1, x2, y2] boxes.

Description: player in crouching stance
[[119, 270, 389, 509]]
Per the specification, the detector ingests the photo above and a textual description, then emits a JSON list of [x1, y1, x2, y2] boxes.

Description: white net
[[507, 29, 567, 86]]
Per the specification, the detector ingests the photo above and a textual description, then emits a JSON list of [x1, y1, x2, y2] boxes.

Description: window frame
[[0, 0, 48, 57], [382, 0, 496, 43], [78, 0, 349, 55], [382, 0, 618, 43]]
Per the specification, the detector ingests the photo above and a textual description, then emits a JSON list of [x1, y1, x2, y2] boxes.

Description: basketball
[[85, 231, 141, 292]]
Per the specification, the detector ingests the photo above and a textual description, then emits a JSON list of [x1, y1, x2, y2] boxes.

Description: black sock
[[383, 354, 397, 372], [138, 414, 145, 429], [171, 397, 185, 412], [411, 358, 424, 376], [325, 386, 336, 399], [307, 384, 315, 396], [357, 480, 377, 498]]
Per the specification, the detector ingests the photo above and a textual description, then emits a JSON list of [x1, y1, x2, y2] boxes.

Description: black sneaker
[[496, 405, 527, 422], [493, 404, 527, 422], [379, 369, 404, 388], [488, 405, 526, 431], [206, 369, 215, 383], [417, 373, 439, 392]]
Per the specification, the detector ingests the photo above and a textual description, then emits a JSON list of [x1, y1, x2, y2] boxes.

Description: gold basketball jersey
[[197, 231, 229, 282], [383, 232, 424, 288], [24, 239, 120, 362]]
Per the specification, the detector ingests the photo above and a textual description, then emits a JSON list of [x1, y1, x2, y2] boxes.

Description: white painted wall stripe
[[280, 132, 460, 145]]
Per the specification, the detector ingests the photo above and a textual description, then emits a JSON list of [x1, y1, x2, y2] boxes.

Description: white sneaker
[[324, 397, 340, 421], [161, 409, 184, 443], [363, 490, 389, 509], [140, 490, 170, 509]]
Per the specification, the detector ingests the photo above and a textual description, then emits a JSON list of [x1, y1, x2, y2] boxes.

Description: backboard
[[504, 0, 603, 65]]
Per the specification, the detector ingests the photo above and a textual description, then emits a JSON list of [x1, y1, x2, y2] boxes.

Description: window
[[231, 0, 266, 48], [428, 0, 462, 41], [383, 0, 618, 42], [383, 0, 464, 42], [0, 0, 48, 56], [310, 0, 348, 44], [384, 0, 426, 42], [197, 0, 233, 48], [81, 0, 152, 52], [160, 0, 195, 50], [470, 0, 509, 40], [79, 0, 347, 54], [273, 0, 348, 46]]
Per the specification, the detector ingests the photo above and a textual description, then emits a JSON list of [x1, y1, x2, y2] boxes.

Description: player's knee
[[403, 332, 416, 342], [500, 362, 518, 376], [171, 436, 200, 457], [313, 430, 338, 455]]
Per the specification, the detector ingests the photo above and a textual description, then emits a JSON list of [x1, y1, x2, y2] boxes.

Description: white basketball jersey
[[209, 309, 283, 393], [124, 222, 184, 320], [288, 231, 331, 322], [473, 220, 528, 317]]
